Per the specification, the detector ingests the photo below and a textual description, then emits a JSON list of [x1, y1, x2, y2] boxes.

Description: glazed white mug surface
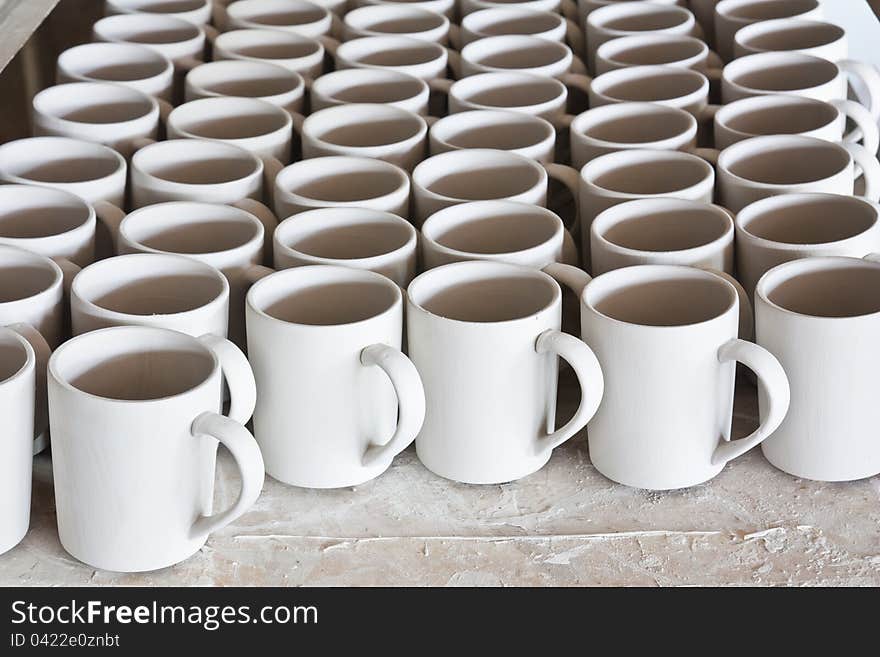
[[733, 18, 848, 62], [545, 262, 789, 490], [735, 192, 880, 298], [115, 202, 269, 349], [590, 198, 734, 276], [407, 261, 603, 484], [714, 0, 822, 62], [429, 110, 557, 163], [31, 82, 167, 159], [297, 103, 428, 171], [56, 42, 174, 101], [212, 28, 326, 79], [569, 102, 698, 169], [49, 325, 263, 572], [756, 256, 880, 481], [420, 200, 577, 269], [92, 13, 208, 66], [273, 208, 417, 286], [185, 60, 306, 113], [273, 155, 411, 218], [0, 137, 127, 209], [168, 96, 294, 163], [713, 94, 879, 154], [411, 148, 580, 228], [105, 0, 214, 26], [712, 134, 880, 213], [70, 253, 230, 340], [246, 266, 424, 487], [308, 68, 431, 115]]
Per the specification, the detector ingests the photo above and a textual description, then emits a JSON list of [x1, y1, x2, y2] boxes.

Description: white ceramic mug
[[429, 110, 557, 163], [105, 0, 214, 25], [70, 253, 230, 340], [459, 34, 587, 81], [459, 7, 583, 54], [49, 325, 263, 572], [714, 0, 821, 62], [713, 95, 880, 154], [720, 51, 880, 121], [733, 18, 847, 62], [590, 198, 734, 275], [420, 200, 577, 269], [273, 155, 411, 218], [569, 102, 698, 169], [585, 2, 700, 73], [221, 0, 336, 40], [31, 82, 167, 160], [412, 148, 580, 228], [168, 96, 294, 163], [309, 68, 431, 114], [447, 72, 574, 129], [92, 13, 208, 67], [712, 134, 880, 213], [297, 103, 428, 171], [56, 42, 175, 101], [273, 208, 417, 286], [735, 192, 880, 298], [115, 202, 268, 349], [0, 246, 67, 454], [578, 149, 715, 265], [0, 327, 41, 555], [334, 35, 450, 81], [544, 262, 789, 490], [407, 260, 603, 484], [756, 256, 880, 481], [130, 139, 281, 217], [212, 28, 326, 79], [246, 266, 423, 488], [343, 5, 451, 44], [0, 137, 127, 209], [185, 60, 306, 113], [595, 33, 721, 75]]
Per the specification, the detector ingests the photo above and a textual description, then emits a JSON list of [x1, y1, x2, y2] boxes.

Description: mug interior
[[280, 159, 405, 202], [173, 99, 289, 139], [321, 73, 425, 103], [587, 153, 710, 194], [230, 0, 326, 27], [723, 0, 818, 21], [189, 61, 301, 98], [761, 259, 880, 318], [724, 139, 849, 185], [597, 6, 689, 31], [0, 189, 91, 239], [418, 151, 543, 200], [465, 10, 561, 37], [277, 210, 413, 259], [123, 204, 262, 254], [599, 204, 730, 251], [409, 262, 558, 322], [577, 106, 694, 144], [36, 84, 154, 124], [596, 69, 704, 102], [347, 7, 445, 34], [727, 56, 837, 91], [740, 21, 844, 52], [587, 267, 735, 327], [739, 195, 876, 245], [0, 333, 29, 384], [352, 42, 441, 66], [121, 0, 206, 13], [218, 30, 322, 60], [60, 43, 169, 82], [75, 256, 225, 315], [96, 14, 201, 44], [435, 113, 553, 150], [250, 267, 399, 325], [308, 106, 423, 146], [0, 250, 59, 302], [136, 141, 260, 184], [466, 38, 568, 69], [425, 205, 559, 254], [720, 97, 837, 136], [52, 327, 216, 401], [0, 139, 123, 184]]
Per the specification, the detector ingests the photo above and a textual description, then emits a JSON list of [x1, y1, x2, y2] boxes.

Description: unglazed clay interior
[[743, 198, 875, 244], [767, 266, 880, 317], [419, 275, 555, 322], [285, 222, 412, 259], [262, 280, 397, 325], [593, 277, 731, 326], [602, 209, 728, 251]]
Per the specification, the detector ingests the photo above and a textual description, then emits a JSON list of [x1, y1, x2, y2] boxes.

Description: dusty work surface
[[1, 375, 878, 587]]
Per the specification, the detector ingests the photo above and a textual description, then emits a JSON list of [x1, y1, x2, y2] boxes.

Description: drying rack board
[[1, 0, 880, 586]]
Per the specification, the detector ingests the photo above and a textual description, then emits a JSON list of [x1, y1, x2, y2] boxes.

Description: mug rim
[[460, 6, 565, 41], [33, 82, 159, 129], [48, 324, 221, 405], [0, 244, 65, 306], [429, 109, 556, 153], [587, 1, 694, 32], [580, 148, 714, 198], [570, 101, 698, 147], [714, 93, 839, 141], [755, 255, 880, 321], [591, 198, 733, 258], [92, 12, 204, 45], [734, 192, 879, 249], [186, 60, 306, 103], [0, 327, 35, 389], [722, 51, 840, 95], [57, 41, 174, 83], [274, 155, 410, 205], [715, 0, 821, 24], [246, 263, 402, 329], [460, 34, 572, 74], [596, 33, 709, 69], [407, 259, 561, 325], [0, 184, 96, 245], [421, 199, 563, 261], [168, 96, 293, 144], [733, 17, 846, 55], [450, 71, 567, 113], [226, 0, 331, 29], [132, 138, 264, 188], [0, 137, 127, 186], [302, 103, 428, 152], [335, 34, 447, 68], [214, 27, 325, 61], [309, 67, 429, 105], [590, 64, 709, 106], [344, 4, 450, 38], [273, 207, 417, 265], [71, 252, 230, 322], [119, 201, 266, 259], [583, 264, 738, 330]]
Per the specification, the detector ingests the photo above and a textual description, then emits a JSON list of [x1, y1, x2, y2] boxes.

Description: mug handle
[[559, 72, 591, 97], [844, 142, 880, 201], [319, 35, 340, 56], [533, 329, 603, 454], [448, 23, 461, 51], [711, 339, 789, 465], [93, 201, 126, 252], [833, 99, 879, 154], [197, 333, 257, 425], [561, 227, 579, 266], [839, 59, 880, 121], [259, 155, 285, 210], [189, 411, 265, 537], [570, 54, 588, 75], [542, 162, 581, 236], [233, 199, 280, 266], [6, 323, 51, 454], [359, 344, 426, 467]]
